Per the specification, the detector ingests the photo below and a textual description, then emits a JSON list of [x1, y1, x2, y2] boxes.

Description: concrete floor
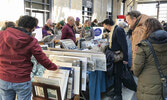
[[102, 76, 138, 100]]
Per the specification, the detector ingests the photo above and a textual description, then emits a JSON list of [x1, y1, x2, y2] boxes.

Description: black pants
[[114, 61, 123, 96]]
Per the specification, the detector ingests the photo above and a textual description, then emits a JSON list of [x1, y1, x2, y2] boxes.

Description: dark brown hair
[[18, 15, 38, 30], [142, 18, 163, 40], [56, 23, 62, 29], [3, 21, 15, 30], [93, 19, 98, 23], [126, 11, 141, 19], [102, 18, 115, 26], [75, 21, 80, 26]]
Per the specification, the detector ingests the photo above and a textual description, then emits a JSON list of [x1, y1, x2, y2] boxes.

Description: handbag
[[113, 50, 123, 63], [106, 47, 123, 63], [122, 64, 137, 92], [145, 40, 167, 99]]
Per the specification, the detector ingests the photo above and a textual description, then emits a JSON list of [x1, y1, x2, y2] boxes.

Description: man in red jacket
[[61, 16, 76, 43], [0, 15, 58, 100]]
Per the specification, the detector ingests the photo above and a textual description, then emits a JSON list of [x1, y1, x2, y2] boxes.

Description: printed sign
[[93, 27, 104, 40]]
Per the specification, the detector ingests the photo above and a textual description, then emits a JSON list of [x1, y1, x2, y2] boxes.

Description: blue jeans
[[0, 79, 32, 100]]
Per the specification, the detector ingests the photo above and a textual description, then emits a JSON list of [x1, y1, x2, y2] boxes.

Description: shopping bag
[[122, 64, 137, 92]]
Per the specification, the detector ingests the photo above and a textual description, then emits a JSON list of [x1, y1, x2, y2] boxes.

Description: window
[[106, 12, 112, 19], [82, 0, 93, 24], [137, 3, 157, 18], [106, 0, 112, 19], [159, 3, 167, 22], [25, 0, 52, 27]]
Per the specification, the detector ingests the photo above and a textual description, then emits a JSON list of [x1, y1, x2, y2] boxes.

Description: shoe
[[113, 95, 122, 100]]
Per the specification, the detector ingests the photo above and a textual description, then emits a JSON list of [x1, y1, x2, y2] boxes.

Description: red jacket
[[61, 24, 76, 43], [0, 28, 58, 83]]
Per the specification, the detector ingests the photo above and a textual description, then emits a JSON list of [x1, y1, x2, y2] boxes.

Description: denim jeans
[[0, 79, 32, 100]]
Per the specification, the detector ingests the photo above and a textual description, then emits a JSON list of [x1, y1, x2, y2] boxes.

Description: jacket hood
[[148, 30, 167, 52], [139, 30, 167, 52], [148, 30, 167, 44], [3, 27, 33, 49]]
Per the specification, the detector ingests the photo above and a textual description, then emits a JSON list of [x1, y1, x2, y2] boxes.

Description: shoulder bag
[[145, 40, 167, 99]]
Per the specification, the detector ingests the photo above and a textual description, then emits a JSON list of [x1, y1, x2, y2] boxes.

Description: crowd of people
[[0, 10, 167, 100], [104, 11, 167, 100]]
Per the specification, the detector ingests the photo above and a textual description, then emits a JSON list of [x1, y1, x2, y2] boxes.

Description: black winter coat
[[111, 25, 128, 62]]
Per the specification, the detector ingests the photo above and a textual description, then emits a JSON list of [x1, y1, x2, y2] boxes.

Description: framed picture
[[47, 88, 58, 100], [35, 86, 44, 97], [32, 82, 62, 100]]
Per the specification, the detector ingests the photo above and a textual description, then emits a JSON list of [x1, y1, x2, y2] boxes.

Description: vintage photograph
[[47, 88, 58, 100], [35, 86, 44, 97]]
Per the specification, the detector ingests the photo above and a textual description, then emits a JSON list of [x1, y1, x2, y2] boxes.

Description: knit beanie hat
[[59, 20, 64, 26], [76, 17, 80, 21]]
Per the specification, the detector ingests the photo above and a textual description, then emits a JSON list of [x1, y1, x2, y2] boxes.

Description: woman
[[91, 19, 98, 27], [1, 21, 15, 30], [102, 19, 128, 100], [55, 20, 64, 36], [74, 17, 82, 34], [0, 15, 58, 100], [80, 20, 94, 41], [134, 18, 167, 100]]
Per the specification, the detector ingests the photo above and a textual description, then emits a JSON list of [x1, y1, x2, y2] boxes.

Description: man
[[61, 16, 76, 43], [42, 19, 55, 37], [126, 11, 149, 68], [0, 15, 58, 100], [102, 19, 128, 100]]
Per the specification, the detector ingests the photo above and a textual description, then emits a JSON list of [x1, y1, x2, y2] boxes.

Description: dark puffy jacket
[[0, 28, 58, 83], [134, 30, 167, 100]]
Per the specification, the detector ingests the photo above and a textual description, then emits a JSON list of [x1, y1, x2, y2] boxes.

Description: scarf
[[109, 24, 116, 48]]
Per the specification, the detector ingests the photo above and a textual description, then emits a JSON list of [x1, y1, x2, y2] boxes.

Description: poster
[[93, 27, 104, 40]]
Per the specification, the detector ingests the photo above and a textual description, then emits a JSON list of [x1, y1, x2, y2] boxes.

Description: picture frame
[[32, 82, 61, 100]]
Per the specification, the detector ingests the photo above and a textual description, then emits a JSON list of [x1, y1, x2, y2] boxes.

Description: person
[[42, 19, 55, 38], [126, 29, 133, 68], [102, 19, 128, 100], [118, 22, 127, 30], [161, 20, 165, 26], [164, 23, 167, 32], [74, 17, 82, 34], [1, 21, 15, 30], [118, 22, 132, 68], [126, 11, 149, 69], [91, 19, 98, 27], [161, 21, 167, 32], [61, 16, 76, 43], [55, 20, 64, 36], [0, 15, 58, 100], [133, 18, 167, 100], [80, 20, 94, 41]]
